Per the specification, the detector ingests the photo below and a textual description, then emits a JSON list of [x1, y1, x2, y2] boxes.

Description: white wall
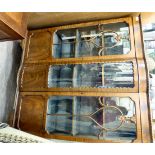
[[0, 41, 22, 123]]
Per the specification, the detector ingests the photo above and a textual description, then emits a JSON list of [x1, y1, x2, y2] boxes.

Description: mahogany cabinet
[[14, 16, 153, 142]]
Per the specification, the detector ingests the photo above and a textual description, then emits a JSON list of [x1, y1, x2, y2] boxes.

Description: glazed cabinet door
[[51, 21, 133, 59], [20, 61, 138, 93], [46, 95, 138, 142], [24, 17, 136, 63], [16, 92, 142, 142]]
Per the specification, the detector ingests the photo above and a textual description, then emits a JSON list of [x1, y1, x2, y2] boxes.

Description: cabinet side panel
[[20, 65, 48, 90], [17, 95, 45, 135], [26, 31, 51, 60]]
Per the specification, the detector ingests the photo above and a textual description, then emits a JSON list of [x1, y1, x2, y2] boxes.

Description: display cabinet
[[14, 16, 153, 143]]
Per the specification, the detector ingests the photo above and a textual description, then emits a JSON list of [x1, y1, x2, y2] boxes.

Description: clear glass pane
[[48, 65, 74, 88], [104, 62, 134, 88], [74, 64, 102, 87], [52, 29, 76, 58], [76, 26, 102, 57], [52, 22, 131, 58], [53, 42, 75, 58], [47, 96, 73, 114], [77, 40, 101, 57], [103, 22, 131, 55], [46, 115, 72, 134], [48, 62, 134, 88], [46, 96, 136, 141]]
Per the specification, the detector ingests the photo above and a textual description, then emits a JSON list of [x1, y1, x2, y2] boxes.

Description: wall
[[0, 41, 22, 123]]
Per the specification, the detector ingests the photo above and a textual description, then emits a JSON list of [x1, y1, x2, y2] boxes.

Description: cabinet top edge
[[27, 16, 133, 34]]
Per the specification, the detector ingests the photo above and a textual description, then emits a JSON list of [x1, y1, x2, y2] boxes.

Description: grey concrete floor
[[0, 41, 22, 123]]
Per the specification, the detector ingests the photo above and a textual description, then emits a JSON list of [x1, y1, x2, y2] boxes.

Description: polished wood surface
[[16, 95, 45, 135], [132, 15, 153, 142], [26, 31, 51, 60], [20, 64, 48, 90], [28, 12, 138, 29], [141, 12, 155, 25], [0, 12, 28, 40]]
